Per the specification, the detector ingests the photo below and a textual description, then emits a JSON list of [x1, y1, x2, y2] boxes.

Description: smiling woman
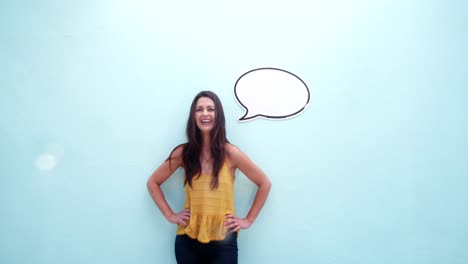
[[195, 97, 216, 134], [147, 91, 272, 264]]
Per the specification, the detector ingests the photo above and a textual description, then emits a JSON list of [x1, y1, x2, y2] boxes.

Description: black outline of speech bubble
[[234, 67, 310, 122]]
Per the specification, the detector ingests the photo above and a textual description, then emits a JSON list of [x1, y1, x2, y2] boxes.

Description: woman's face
[[194, 96, 216, 133]]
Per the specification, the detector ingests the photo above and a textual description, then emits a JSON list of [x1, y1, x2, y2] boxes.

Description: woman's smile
[[195, 97, 216, 132]]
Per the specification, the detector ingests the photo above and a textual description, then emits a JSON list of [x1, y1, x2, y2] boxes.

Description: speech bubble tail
[[238, 113, 248, 122], [238, 111, 259, 122], [238, 111, 250, 122]]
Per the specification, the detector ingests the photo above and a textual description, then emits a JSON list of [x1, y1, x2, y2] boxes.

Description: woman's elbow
[[261, 178, 272, 190], [147, 178, 156, 192]]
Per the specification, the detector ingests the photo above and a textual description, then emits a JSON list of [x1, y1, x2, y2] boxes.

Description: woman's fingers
[[173, 209, 190, 226], [180, 209, 190, 215], [224, 215, 252, 232], [224, 214, 236, 222], [229, 221, 241, 232], [181, 215, 190, 220], [180, 213, 190, 218], [224, 214, 241, 232]]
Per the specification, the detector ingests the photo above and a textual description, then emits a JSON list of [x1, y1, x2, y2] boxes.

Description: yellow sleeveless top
[[176, 161, 235, 243]]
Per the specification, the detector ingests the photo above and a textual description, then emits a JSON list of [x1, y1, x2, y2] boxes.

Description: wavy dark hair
[[168, 91, 229, 189]]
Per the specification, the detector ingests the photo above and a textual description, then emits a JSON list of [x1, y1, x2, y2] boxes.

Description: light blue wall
[[1, 1, 467, 263]]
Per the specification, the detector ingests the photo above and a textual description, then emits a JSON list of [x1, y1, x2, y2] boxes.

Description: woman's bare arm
[[225, 144, 272, 231], [147, 146, 190, 225]]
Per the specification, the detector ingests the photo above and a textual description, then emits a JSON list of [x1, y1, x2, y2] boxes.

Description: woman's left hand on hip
[[224, 214, 252, 232]]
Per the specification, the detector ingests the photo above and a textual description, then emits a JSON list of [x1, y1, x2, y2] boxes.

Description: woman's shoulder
[[168, 143, 187, 160], [225, 143, 241, 155], [225, 143, 246, 166]]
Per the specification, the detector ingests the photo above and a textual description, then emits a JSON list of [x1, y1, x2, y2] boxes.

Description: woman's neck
[[200, 133, 212, 160]]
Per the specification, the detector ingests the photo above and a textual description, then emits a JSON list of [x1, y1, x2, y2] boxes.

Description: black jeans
[[175, 233, 238, 264]]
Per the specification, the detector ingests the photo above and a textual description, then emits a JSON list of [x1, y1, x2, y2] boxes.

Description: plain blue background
[[1, 0, 467, 263]]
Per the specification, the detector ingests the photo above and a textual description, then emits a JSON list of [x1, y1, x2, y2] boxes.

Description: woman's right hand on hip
[[167, 209, 190, 226]]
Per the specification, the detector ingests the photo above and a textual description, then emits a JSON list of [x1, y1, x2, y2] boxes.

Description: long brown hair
[[168, 91, 229, 189]]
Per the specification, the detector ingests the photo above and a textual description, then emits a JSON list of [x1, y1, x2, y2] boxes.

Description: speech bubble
[[234, 68, 310, 122]]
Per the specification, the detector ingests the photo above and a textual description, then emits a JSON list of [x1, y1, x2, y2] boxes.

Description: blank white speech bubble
[[234, 68, 310, 122]]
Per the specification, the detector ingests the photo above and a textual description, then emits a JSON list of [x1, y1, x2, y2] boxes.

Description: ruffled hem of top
[[176, 214, 232, 243]]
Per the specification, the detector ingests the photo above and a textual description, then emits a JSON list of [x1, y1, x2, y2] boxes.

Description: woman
[[147, 91, 271, 264]]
